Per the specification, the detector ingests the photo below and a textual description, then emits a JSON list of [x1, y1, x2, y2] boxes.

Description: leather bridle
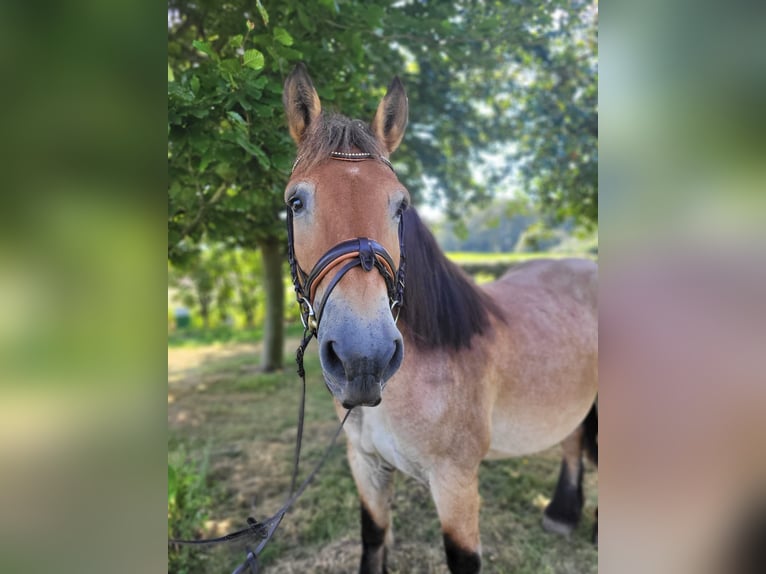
[[286, 151, 406, 340]]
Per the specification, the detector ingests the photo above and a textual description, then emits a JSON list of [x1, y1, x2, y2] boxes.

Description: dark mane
[[400, 208, 505, 350], [297, 113, 387, 169]]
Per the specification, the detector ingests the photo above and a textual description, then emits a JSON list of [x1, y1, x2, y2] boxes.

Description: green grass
[[168, 338, 597, 573], [446, 251, 587, 264], [446, 251, 596, 284], [168, 321, 306, 348]]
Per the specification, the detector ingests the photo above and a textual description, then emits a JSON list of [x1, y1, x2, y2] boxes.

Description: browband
[[291, 151, 395, 174]]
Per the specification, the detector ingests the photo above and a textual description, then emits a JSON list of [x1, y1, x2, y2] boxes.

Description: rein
[[168, 408, 352, 574], [168, 151, 405, 573]]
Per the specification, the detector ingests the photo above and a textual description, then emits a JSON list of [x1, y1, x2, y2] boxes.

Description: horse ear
[[283, 63, 322, 144], [371, 77, 408, 155]]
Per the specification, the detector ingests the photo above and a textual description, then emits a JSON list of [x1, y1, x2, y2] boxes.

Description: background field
[[168, 329, 598, 574]]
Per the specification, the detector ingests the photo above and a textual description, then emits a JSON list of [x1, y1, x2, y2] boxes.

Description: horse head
[[283, 64, 409, 408]]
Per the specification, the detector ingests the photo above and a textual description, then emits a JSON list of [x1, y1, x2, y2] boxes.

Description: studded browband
[[291, 151, 395, 174]]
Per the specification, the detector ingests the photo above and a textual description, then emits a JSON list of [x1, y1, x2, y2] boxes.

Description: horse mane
[[297, 113, 387, 169], [400, 208, 505, 350]]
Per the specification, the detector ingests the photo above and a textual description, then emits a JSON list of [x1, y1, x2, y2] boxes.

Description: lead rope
[[170, 154, 402, 571], [169, 329, 351, 574]]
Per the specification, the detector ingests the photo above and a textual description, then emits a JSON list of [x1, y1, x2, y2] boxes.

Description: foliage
[[508, 2, 598, 227], [515, 222, 567, 253], [431, 197, 592, 253], [168, 250, 217, 328], [167, 15, 294, 257], [380, 0, 597, 225], [168, 321, 305, 348], [168, 0, 598, 257], [432, 198, 534, 252], [167, 0, 598, 368], [169, 243, 270, 330], [168, 453, 213, 574], [226, 248, 262, 328]]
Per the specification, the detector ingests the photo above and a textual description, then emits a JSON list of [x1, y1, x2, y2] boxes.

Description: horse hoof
[[541, 513, 576, 537]]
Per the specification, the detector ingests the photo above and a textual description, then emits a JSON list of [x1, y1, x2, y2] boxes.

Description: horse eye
[[396, 199, 409, 217], [289, 197, 304, 213]]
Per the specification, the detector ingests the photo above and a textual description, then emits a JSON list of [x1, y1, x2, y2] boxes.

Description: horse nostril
[[343, 395, 382, 409], [382, 337, 404, 381], [320, 340, 344, 378]]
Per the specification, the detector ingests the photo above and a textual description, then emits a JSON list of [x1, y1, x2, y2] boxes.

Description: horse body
[[483, 259, 598, 458], [335, 258, 596, 572], [283, 64, 597, 574], [345, 258, 596, 470]]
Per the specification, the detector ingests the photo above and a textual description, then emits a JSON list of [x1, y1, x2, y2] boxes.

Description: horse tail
[[582, 401, 598, 466]]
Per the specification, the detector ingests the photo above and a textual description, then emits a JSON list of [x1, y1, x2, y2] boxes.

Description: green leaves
[[167, 82, 194, 103], [191, 40, 214, 58], [273, 27, 293, 46], [242, 140, 271, 168], [169, 0, 598, 258], [227, 117, 271, 168], [168, 27, 289, 255], [255, 0, 269, 26], [168, 464, 178, 502], [243, 49, 265, 70], [226, 110, 246, 126]]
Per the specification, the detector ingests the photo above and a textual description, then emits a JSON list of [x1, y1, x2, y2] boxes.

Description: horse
[[282, 63, 598, 574]]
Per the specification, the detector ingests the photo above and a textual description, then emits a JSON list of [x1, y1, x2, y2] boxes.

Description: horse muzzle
[[337, 374, 384, 408], [317, 300, 404, 408]]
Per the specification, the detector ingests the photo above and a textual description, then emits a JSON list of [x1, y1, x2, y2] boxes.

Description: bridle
[[286, 150, 406, 343]]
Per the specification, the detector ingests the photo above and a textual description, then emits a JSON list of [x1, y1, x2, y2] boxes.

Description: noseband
[[286, 151, 406, 338]]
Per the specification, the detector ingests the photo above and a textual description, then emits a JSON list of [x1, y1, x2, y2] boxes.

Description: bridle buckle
[[390, 299, 402, 324], [298, 297, 318, 333]]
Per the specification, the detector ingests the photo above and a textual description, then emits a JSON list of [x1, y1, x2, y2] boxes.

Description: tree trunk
[[244, 307, 254, 329], [199, 300, 210, 330], [259, 240, 284, 372]]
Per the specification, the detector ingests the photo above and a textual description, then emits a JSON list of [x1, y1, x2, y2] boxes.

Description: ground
[[168, 335, 597, 573]]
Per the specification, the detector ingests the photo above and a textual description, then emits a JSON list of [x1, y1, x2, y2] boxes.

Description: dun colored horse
[[283, 64, 598, 574]]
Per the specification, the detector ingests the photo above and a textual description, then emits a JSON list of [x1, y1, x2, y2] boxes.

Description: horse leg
[[542, 423, 584, 536], [431, 468, 482, 574], [585, 401, 598, 544], [347, 444, 395, 574], [543, 402, 598, 539]]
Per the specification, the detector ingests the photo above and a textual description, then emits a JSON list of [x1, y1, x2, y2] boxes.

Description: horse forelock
[[400, 209, 505, 350], [296, 113, 387, 171]]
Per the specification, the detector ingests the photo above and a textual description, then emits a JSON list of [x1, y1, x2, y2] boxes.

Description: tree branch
[[170, 182, 228, 255]]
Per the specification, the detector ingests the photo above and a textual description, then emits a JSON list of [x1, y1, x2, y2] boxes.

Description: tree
[[169, 251, 216, 329], [508, 2, 598, 228], [168, 0, 598, 367], [227, 249, 262, 329], [210, 247, 235, 325], [168, 8, 295, 369]]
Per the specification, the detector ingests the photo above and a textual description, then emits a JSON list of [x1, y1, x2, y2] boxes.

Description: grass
[[445, 251, 591, 264], [168, 336, 597, 573], [445, 251, 596, 284], [168, 321, 306, 348]]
